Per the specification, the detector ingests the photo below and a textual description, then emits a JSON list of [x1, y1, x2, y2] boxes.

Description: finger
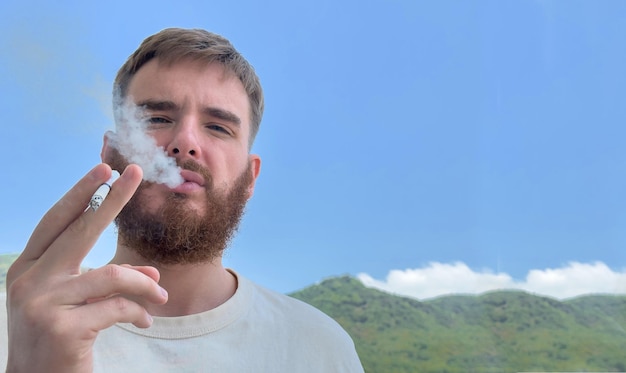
[[62, 264, 167, 306], [19, 164, 111, 263], [74, 295, 154, 330], [119, 264, 161, 283], [81, 265, 162, 303], [85, 265, 162, 304], [8, 165, 112, 286], [40, 165, 143, 271]]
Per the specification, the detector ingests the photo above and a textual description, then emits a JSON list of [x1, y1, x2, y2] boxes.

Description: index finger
[[39, 164, 143, 271], [16, 164, 112, 266]]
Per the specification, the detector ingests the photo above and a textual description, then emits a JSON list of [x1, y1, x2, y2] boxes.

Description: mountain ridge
[[290, 275, 626, 372]]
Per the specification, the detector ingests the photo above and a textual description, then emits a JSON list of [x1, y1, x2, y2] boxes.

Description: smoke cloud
[[106, 92, 183, 188]]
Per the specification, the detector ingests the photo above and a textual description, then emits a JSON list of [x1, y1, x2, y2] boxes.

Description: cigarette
[[89, 171, 120, 211]]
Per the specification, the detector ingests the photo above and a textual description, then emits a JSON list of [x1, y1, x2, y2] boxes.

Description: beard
[[107, 149, 252, 265]]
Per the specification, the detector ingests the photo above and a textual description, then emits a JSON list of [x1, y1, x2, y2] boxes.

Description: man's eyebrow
[[137, 99, 180, 112], [204, 107, 241, 126], [135, 100, 241, 126]]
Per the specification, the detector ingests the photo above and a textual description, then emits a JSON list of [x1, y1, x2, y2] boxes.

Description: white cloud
[[357, 261, 626, 300]]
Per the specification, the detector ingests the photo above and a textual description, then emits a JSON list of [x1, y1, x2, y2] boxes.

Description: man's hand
[[5, 164, 168, 373]]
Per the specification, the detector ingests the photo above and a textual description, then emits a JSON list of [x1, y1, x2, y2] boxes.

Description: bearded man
[[4, 28, 363, 372]]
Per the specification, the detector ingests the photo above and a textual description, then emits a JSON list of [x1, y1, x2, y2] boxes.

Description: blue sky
[[2, 0, 626, 298]]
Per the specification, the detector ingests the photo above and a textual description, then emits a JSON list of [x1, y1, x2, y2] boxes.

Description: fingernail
[[160, 286, 168, 298]]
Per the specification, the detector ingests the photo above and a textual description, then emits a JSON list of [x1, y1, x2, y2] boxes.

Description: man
[[4, 28, 364, 372]]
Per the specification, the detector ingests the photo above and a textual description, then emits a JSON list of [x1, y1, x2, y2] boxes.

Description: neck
[[110, 245, 237, 317]]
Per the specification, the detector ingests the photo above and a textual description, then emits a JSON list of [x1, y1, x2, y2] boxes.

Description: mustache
[[179, 159, 207, 175], [178, 159, 213, 187]]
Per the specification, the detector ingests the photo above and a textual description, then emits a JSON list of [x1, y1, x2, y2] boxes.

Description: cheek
[[150, 132, 170, 149], [227, 161, 251, 184], [134, 184, 167, 214]]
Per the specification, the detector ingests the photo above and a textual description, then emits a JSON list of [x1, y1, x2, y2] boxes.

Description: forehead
[[127, 58, 251, 130]]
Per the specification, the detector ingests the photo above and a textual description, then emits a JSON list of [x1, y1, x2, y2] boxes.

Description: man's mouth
[[169, 169, 206, 193], [180, 170, 206, 186]]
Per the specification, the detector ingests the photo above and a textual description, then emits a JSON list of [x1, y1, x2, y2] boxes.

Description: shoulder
[[243, 275, 336, 318], [237, 275, 364, 371], [239, 274, 355, 341]]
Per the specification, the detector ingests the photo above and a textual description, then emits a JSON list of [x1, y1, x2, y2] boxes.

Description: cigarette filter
[[89, 171, 120, 211]]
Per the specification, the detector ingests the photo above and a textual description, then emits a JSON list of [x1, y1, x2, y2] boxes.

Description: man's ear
[[101, 131, 114, 162], [246, 154, 262, 199]]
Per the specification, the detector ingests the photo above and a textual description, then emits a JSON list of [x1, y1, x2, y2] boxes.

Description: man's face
[[103, 58, 261, 264]]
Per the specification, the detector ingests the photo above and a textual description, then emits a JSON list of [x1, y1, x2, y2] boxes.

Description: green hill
[[290, 276, 626, 373], [0, 253, 18, 291]]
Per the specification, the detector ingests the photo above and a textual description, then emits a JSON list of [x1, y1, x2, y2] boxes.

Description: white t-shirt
[[92, 271, 364, 372]]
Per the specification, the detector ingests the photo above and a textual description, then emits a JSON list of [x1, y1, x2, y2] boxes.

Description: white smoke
[[106, 93, 184, 188]]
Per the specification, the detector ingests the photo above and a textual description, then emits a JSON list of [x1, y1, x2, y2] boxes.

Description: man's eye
[[207, 124, 230, 135], [145, 117, 172, 129]]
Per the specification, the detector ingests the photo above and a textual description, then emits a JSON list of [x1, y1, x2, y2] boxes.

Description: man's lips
[[180, 170, 206, 186], [171, 169, 206, 193]]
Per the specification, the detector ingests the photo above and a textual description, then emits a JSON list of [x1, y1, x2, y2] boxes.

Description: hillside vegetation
[[290, 276, 626, 373], [0, 254, 18, 291]]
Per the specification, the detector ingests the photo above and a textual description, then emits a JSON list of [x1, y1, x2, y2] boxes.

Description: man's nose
[[166, 122, 200, 159]]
